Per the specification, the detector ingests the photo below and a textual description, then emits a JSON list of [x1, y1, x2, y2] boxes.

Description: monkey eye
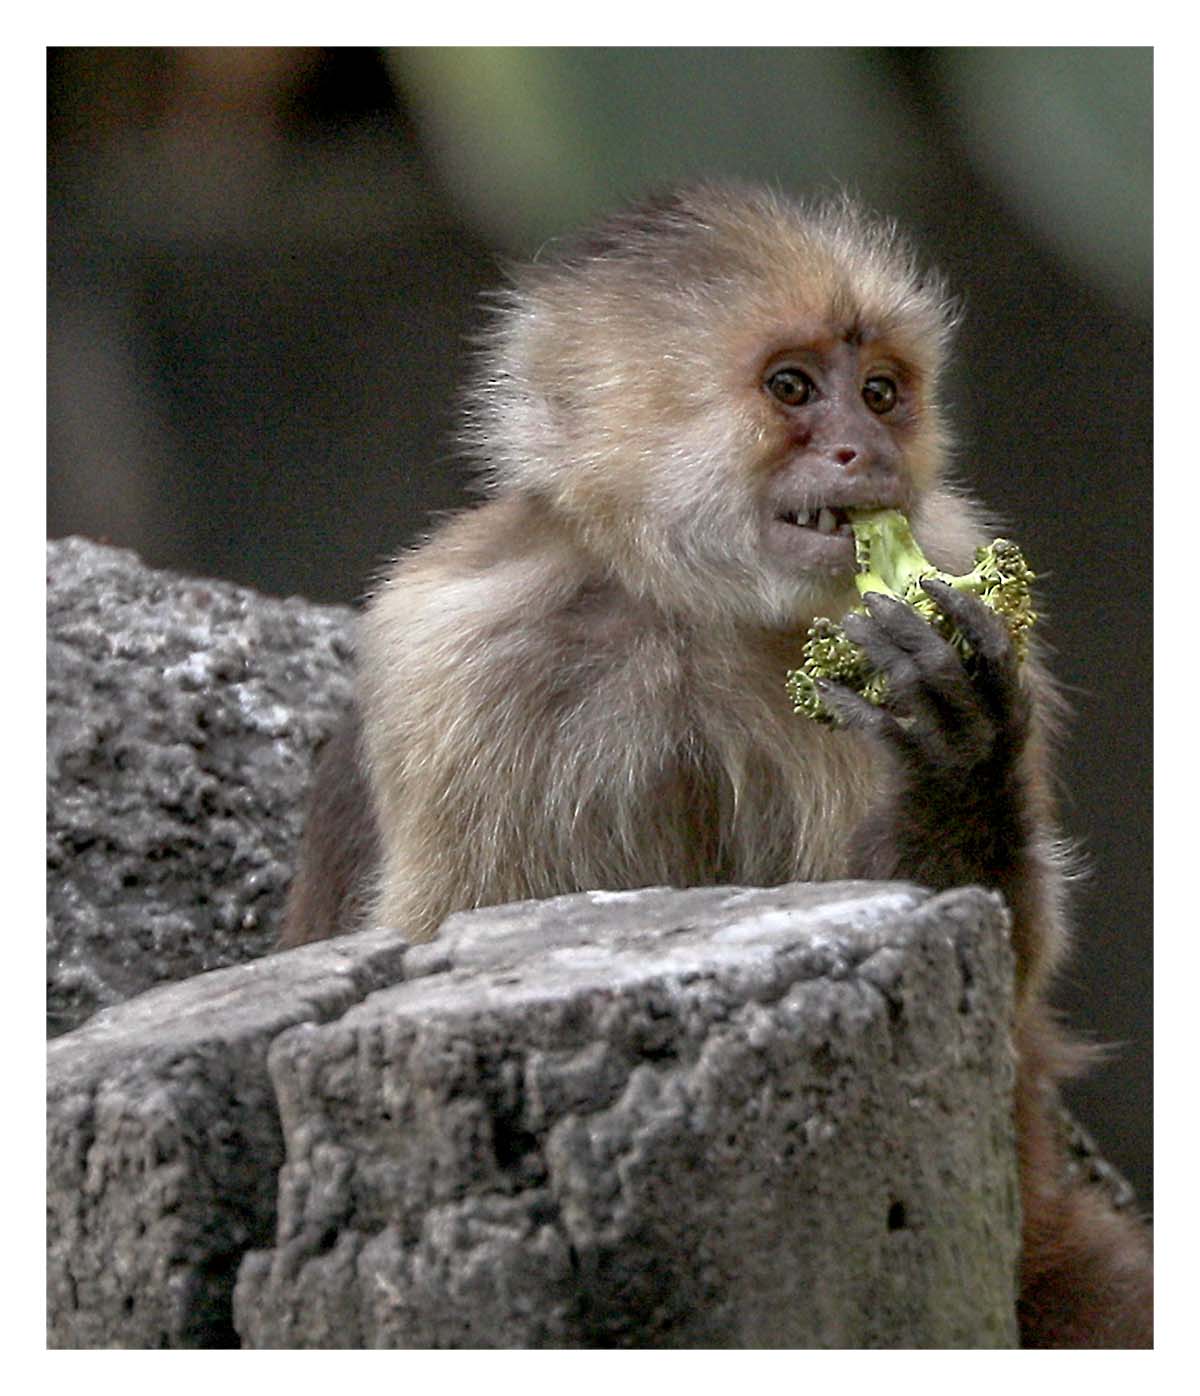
[[862, 376, 898, 414], [766, 367, 815, 407]]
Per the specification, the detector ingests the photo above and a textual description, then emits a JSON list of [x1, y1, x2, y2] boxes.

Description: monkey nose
[[833, 447, 859, 467]]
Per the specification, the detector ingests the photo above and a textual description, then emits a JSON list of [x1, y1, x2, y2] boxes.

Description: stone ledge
[[48, 881, 1020, 1348]]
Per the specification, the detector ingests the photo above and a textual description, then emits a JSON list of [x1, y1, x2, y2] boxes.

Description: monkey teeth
[[778, 506, 850, 534]]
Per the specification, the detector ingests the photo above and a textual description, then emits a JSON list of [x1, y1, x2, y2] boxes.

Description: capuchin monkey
[[279, 182, 1152, 1348]]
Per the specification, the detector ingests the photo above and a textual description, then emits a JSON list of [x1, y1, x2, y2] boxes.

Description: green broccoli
[[785, 507, 1036, 724]]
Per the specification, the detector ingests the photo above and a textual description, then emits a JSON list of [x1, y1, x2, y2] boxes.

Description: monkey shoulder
[[357, 500, 691, 745]]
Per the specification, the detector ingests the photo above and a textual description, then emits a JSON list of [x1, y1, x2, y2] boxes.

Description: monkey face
[[753, 335, 919, 577]]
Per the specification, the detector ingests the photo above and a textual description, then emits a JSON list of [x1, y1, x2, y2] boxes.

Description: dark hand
[[820, 578, 1033, 893]]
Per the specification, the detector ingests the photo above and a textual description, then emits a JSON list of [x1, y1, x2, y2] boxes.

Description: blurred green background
[[47, 47, 1152, 1210]]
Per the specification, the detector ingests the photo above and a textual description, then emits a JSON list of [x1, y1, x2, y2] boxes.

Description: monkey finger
[[848, 600, 982, 739], [856, 593, 979, 710], [842, 611, 923, 694], [860, 590, 953, 656], [814, 680, 906, 743], [918, 579, 1024, 725], [815, 681, 941, 771], [918, 579, 1009, 664]]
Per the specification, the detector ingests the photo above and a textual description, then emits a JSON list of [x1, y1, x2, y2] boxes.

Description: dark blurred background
[[47, 47, 1152, 1210]]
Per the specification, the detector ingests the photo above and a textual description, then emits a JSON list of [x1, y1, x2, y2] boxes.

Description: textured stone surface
[[46, 536, 354, 1035], [46, 926, 409, 1349], [234, 882, 1021, 1349], [46, 882, 1021, 1348]]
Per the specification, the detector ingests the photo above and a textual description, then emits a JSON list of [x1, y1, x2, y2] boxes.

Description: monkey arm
[[815, 580, 1049, 996]]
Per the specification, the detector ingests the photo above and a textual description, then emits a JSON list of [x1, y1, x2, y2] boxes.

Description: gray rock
[[46, 926, 409, 1348], [46, 536, 354, 1035], [46, 860, 1019, 1347], [234, 882, 1020, 1349]]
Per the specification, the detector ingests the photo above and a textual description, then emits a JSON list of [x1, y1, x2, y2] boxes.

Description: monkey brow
[[823, 286, 874, 344], [837, 307, 890, 345]]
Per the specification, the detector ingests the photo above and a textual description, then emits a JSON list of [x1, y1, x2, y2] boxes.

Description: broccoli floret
[[785, 507, 1036, 724]]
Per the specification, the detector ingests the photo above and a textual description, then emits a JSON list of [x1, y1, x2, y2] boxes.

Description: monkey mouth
[[775, 505, 853, 536], [766, 503, 858, 572]]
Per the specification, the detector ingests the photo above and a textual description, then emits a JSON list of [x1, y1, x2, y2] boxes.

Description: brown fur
[[280, 706, 377, 945], [278, 183, 1151, 1347]]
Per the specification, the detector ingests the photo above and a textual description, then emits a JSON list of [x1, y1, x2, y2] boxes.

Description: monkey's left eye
[[862, 376, 898, 414], [766, 368, 815, 407]]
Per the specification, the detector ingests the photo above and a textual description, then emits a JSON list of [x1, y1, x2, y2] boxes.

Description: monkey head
[[466, 183, 959, 631]]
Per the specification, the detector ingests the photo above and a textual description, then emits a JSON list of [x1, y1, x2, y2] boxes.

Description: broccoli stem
[[848, 507, 935, 603]]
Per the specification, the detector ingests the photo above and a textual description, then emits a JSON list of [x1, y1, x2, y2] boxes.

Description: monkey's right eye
[[766, 368, 815, 407]]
